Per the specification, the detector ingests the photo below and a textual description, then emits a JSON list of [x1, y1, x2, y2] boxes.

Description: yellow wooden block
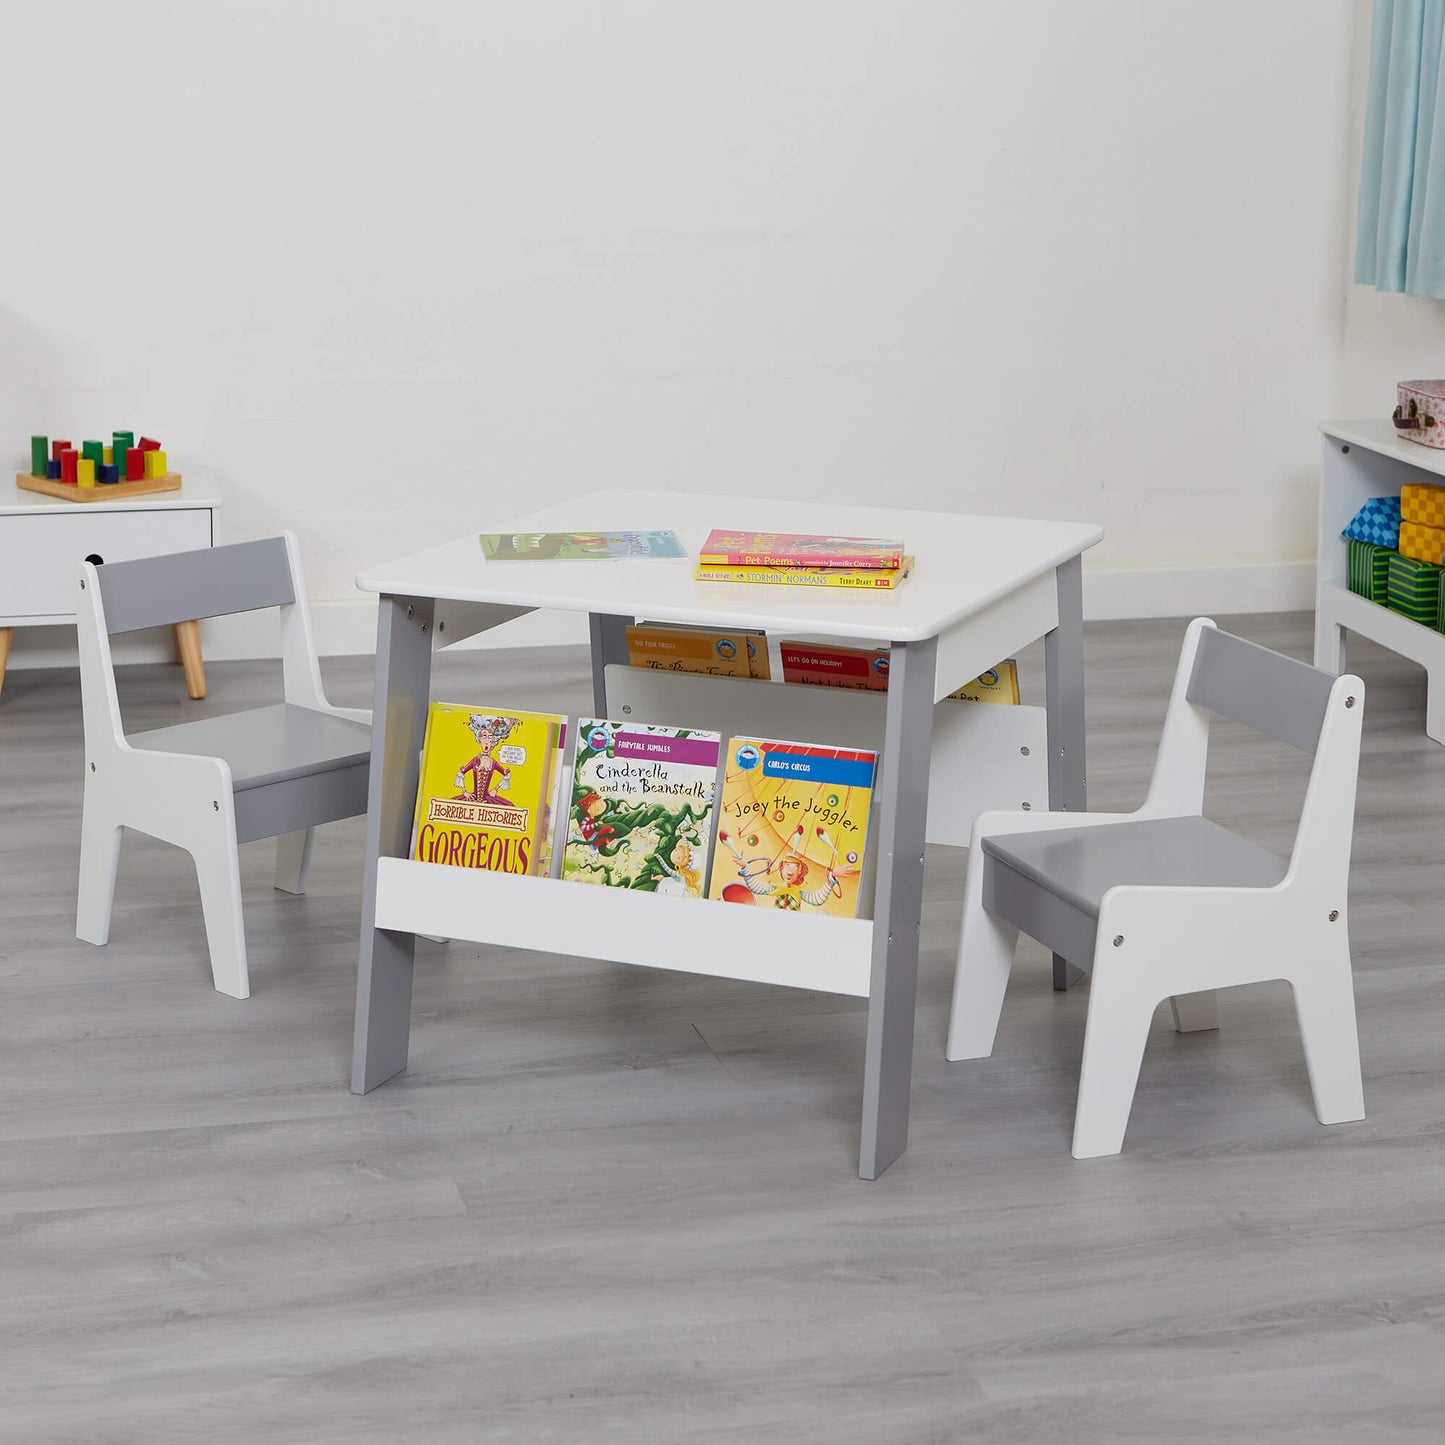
[[1398, 519, 1445, 564], [102, 446, 113, 465], [77, 458, 96, 488], [143, 449, 167, 479]]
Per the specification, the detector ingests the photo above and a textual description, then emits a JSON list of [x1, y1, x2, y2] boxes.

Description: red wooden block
[[60, 448, 78, 484], [51, 438, 71, 461], [137, 436, 162, 452], [124, 447, 144, 480]]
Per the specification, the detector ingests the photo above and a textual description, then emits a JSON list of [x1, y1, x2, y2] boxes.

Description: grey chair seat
[[981, 817, 1287, 968], [129, 703, 372, 791]]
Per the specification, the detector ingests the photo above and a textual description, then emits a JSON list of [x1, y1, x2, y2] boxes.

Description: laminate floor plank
[[0, 614, 1441, 1442]]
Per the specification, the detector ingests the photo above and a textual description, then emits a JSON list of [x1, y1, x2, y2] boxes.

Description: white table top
[[1319, 418, 1445, 479], [0, 480, 220, 516], [357, 489, 1102, 643]]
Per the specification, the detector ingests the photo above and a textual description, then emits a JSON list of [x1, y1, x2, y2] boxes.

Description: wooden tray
[[16, 470, 182, 502]]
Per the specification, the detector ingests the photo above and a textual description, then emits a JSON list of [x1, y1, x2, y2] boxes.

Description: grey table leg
[[1045, 554, 1087, 991], [588, 612, 632, 716], [351, 594, 435, 1094], [859, 634, 937, 1181]]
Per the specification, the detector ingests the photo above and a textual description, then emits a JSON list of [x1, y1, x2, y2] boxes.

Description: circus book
[[698, 529, 904, 569], [411, 703, 565, 876], [561, 720, 722, 896], [481, 530, 686, 561], [706, 737, 877, 919]]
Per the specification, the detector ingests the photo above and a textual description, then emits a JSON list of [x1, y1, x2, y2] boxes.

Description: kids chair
[[74, 533, 371, 999], [945, 618, 1366, 1158]]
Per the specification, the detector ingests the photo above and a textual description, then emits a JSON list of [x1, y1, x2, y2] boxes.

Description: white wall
[[0, 0, 1360, 666]]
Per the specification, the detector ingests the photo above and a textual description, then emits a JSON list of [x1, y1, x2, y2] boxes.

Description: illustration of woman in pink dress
[[453, 715, 520, 803]]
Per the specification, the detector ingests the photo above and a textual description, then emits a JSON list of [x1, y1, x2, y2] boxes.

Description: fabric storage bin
[[1347, 539, 1390, 603], [1342, 495, 1402, 548], [1399, 520, 1445, 564], [1402, 481, 1445, 526], [1386, 551, 1443, 625]]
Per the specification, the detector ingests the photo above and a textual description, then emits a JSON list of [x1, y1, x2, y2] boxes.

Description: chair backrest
[[1145, 619, 1363, 889], [1184, 625, 1337, 754], [95, 537, 295, 634]]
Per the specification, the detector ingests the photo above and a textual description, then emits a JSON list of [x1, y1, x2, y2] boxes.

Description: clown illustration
[[453, 714, 520, 803], [716, 824, 857, 910]]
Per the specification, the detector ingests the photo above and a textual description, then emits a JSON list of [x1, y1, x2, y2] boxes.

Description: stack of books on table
[[694, 530, 913, 590]]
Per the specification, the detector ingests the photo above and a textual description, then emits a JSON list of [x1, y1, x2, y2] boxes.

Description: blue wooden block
[[100, 464, 120, 484], [46, 459, 61, 480]]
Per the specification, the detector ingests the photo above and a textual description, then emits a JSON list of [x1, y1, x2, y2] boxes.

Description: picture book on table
[[562, 720, 721, 896], [699, 530, 904, 570], [411, 703, 566, 876], [706, 737, 877, 918], [481, 530, 686, 561], [695, 557, 914, 589]]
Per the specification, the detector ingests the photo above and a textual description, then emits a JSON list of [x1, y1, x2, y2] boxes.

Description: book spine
[[698, 550, 901, 569], [695, 565, 906, 589]]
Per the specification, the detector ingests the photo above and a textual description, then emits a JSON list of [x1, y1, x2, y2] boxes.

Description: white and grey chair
[[946, 618, 1367, 1158], [75, 533, 371, 999]]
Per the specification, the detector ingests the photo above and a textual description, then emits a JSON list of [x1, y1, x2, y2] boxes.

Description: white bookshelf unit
[[349, 489, 1102, 1180], [1316, 419, 1445, 742]]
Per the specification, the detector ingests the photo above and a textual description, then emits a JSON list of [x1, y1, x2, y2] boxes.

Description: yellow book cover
[[707, 737, 876, 918], [630, 620, 771, 679], [694, 558, 913, 590], [625, 624, 752, 676], [946, 659, 1019, 704], [411, 703, 563, 875]]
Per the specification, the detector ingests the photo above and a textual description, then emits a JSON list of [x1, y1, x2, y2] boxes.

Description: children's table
[[1316, 418, 1445, 741], [351, 490, 1102, 1179]]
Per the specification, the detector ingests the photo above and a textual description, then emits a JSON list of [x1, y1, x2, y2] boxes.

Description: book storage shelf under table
[[352, 489, 1103, 1180], [1316, 420, 1445, 742]]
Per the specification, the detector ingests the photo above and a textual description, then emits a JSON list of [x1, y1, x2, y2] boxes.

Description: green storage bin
[[1347, 538, 1389, 604], [1386, 551, 1442, 626]]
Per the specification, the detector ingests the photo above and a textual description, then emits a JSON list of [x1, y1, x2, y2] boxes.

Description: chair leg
[[1169, 989, 1219, 1033], [946, 901, 1020, 1062], [274, 828, 315, 895], [0, 625, 11, 700], [174, 620, 206, 700], [76, 798, 124, 946], [1072, 974, 1156, 1159], [1289, 944, 1366, 1125], [191, 824, 250, 999]]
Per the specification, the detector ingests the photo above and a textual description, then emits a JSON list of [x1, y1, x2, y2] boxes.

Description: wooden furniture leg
[[174, 620, 206, 699], [0, 626, 10, 700]]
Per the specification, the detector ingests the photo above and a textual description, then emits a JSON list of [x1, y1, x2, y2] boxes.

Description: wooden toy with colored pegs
[[18, 429, 182, 502]]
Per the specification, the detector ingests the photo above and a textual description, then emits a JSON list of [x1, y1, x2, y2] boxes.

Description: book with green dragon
[[561, 720, 721, 897]]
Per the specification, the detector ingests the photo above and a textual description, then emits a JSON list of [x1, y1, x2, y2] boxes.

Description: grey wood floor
[[2, 615, 1442, 1443]]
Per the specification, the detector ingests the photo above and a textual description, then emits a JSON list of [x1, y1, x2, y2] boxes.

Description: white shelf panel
[[1320, 581, 1445, 670], [373, 857, 874, 997]]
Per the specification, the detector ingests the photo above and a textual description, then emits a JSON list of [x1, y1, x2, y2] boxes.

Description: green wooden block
[[82, 440, 104, 470], [30, 435, 47, 476]]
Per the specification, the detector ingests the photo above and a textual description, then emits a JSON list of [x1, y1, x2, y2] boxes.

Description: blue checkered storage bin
[[1342, 496, 1402, 548]]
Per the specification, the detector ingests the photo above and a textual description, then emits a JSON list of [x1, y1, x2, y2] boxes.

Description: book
[[695, 557, 914, 590], [632, 620, 771, 679], [779, 640, 889, 692], [562, 720, 722, 896], [535, 721, 570, 879], [707, 737, 877, 918], [945, 660, 1019, 704], [411, 704, 566, 875], [481, 530, 686, 561], [625, 623, 752, 678], [699, 529, 904, 570]]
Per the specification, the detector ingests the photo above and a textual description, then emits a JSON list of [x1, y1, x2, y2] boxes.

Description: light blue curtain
[[1356, 0, 1445, 297]]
